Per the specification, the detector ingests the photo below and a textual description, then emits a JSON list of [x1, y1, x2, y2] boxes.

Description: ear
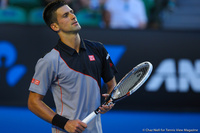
[[50, 23, 60, 32]]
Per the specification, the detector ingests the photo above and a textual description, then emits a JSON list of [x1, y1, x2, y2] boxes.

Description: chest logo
[[88, 55, 96, 61]]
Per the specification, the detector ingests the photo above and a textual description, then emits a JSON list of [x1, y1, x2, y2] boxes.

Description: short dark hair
[[43, 0, 68, 28]]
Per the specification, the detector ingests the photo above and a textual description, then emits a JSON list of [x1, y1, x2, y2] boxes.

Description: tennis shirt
[[29, 39, 117, 133]]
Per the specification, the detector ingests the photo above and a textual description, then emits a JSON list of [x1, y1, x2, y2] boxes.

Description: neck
[[59, 33, 81, 53]]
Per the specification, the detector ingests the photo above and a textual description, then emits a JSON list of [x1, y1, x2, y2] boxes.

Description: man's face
[[54, 5, 81, 33]]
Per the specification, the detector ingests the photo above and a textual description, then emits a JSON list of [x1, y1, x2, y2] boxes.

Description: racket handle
[[82, 111, 97, 124]]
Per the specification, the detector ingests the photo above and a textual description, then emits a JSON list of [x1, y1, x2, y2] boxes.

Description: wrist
[[52, 114, 69, 130]]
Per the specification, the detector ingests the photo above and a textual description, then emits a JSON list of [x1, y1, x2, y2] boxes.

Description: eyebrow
[[62, 9, 74, 17]]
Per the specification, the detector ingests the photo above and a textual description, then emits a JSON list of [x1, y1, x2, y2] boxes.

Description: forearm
[[99, 76, 116, 114], [28, 91, 86, 132], [106, 76, 117, 94]]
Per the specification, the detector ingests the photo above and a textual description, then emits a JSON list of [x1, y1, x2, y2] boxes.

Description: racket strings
[[113, 65, 149, 99], [129, 66, 148, 90]]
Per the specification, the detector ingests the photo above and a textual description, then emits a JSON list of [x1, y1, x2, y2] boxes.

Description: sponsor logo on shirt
[[31, 78, 35, 83], [31, 78, 40, 85], [88, 55, 95, 61], [106, 54, 110, 60]]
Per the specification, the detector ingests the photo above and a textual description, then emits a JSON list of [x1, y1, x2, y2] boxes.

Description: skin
[[28, 5, 117, 133]]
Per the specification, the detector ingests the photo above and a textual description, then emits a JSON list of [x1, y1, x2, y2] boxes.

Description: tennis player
[[27, 1, 118, 133]]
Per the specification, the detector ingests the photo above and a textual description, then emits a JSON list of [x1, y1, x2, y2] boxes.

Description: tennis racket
[[82, 61, 153, 124]]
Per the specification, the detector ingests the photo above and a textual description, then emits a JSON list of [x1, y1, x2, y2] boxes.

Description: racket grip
[[82, 111, 97, 124]]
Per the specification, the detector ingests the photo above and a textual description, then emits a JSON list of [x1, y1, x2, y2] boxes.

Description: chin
[[76, 25, 81, 30], [74, 26, 81, 33], [70, 29, 81, 34]]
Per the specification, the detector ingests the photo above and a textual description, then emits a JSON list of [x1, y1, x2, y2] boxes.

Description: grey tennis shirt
[[29, 39, 117, 133]]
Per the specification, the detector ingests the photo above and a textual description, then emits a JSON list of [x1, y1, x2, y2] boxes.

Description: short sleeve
[[29, 57, 57, 96], [101, 45, 118, 83]]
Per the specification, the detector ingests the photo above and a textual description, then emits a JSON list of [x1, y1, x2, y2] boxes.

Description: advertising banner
[[0, 25, 200, 111]]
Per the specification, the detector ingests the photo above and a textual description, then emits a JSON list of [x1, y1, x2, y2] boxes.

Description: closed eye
[[63, 12, 69, 17]]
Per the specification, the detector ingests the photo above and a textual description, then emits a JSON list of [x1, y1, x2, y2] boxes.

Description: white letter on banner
[[145, 59, 177, 92], [178, 59, 200, 93]]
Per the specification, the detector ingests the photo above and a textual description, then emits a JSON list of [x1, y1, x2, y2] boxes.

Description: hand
[[98, 94, 114, 114], [64, 119, 87, 133]]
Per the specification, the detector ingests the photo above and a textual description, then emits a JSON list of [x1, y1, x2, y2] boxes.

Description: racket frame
[[82, 61, 153, 124]]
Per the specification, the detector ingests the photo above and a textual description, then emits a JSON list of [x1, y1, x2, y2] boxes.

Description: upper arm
[[99, 44, 118, 83], [28, 91, 44, 109], [28, 91, 44, 101], [27, 91, 56, 123]]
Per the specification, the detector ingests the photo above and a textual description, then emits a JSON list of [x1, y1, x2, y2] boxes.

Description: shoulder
[[44, 48, 59, 58], [83, 39, 105, 51], [38, 49, 60, 65]]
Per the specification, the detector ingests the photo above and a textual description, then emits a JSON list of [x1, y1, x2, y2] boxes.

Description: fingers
[[98, 104, 114, 114], [102, 93, 109, 100], [76, 122, 86, 133], [102, 94, 109, 97], [64, 119, 87, 133], [79, 121, 87, 131]]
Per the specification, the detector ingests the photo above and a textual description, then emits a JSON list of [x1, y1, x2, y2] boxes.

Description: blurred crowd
[[0, 0, 175, 29]]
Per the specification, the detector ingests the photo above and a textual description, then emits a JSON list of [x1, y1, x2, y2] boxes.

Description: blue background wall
[[0, 25, 200, 132], [0, 106, 200, 133]]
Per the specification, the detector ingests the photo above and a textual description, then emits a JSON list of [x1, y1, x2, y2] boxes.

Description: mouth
[[72, 21, 78, 25]]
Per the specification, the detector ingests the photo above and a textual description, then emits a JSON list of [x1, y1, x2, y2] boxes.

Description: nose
[[70, 12, 76, 20]]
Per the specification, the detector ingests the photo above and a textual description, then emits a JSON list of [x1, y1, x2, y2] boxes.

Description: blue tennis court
[[0, 106, 199, 133]]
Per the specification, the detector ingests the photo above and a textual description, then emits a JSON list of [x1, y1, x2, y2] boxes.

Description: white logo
[[145, 59, 200, 93], [106, 54, 110, 60]]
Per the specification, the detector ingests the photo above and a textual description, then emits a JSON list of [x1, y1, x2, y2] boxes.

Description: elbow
[[27, 91, 44, 113], [27, 96, 33, 112], [27, 92, 37, 112]]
